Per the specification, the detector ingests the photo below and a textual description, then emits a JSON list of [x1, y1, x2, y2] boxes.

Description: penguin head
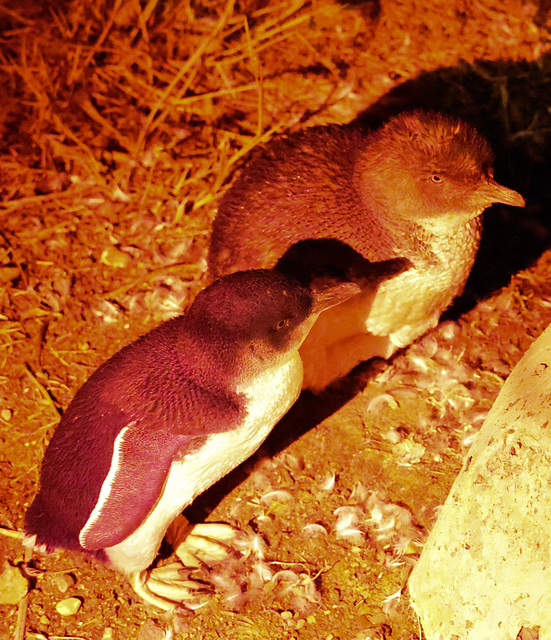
[[358, 110, 525, 222], [185, 269, 358, 375]]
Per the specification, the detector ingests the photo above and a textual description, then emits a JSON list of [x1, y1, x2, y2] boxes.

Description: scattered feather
[[302, 523, 328, 536]]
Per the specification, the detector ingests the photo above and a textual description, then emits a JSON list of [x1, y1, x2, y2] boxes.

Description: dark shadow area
[[188, 55, 551, 521]]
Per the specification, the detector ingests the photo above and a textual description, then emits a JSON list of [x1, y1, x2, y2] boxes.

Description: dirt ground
[[2, 1, 551, 639]]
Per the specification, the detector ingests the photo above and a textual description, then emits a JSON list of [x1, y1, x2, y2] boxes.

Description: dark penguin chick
[[25, 269, 358, 610], [207, 110, 525, 391]]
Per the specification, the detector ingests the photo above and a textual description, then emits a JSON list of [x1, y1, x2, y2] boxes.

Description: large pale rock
[[409, 323, 551, 640]]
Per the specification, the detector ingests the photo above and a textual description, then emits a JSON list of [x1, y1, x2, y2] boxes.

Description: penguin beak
[[480, 179, 525, 208], [311, 281, 361, 315]]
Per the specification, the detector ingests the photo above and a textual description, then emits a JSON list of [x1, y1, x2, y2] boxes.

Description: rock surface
[[409, 322, 551, 639]]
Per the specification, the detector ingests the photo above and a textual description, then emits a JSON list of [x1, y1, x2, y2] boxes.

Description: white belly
[[106, 355, 303, 574], [367, 215, 480, 344], [300, 216, 481, 390]]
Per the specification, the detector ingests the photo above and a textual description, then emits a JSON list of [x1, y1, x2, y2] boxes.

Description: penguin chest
[[367, 263, 465, 345], [181, 352, 304, 501], [366, 217, 481, 344], [105, 355, 303, 574], [298, 217, 481, 391]]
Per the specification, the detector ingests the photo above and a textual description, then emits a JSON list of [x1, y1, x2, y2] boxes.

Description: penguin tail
[[25, 494, 88, 556]]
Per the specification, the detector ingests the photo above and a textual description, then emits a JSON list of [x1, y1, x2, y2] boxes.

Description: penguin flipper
[[78, 421, 202, 551]]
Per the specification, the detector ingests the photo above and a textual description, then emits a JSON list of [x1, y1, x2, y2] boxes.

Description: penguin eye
[[275, 318, 290, 331], [430, 174, 443, 183]]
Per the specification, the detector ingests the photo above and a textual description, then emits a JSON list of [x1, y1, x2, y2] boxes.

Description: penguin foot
[[131, 520, 271, 611], [172, 522, 243, 568], [130, 566, 211, 612]]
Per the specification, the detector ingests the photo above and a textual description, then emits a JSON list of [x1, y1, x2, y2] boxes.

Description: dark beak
[[480, 179, 525, 208], [311, 281, 361, 315]]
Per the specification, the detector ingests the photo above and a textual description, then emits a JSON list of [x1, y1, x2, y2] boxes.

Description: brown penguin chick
[[207, 111, 525, 391]]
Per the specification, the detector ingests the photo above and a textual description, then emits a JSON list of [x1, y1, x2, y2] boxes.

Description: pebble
[[53, 572, 76, 593], [100, 245, 130, 268], [55, 596, 82, 616], [1, 408, 12, 421], [0, 564, 28, 604]]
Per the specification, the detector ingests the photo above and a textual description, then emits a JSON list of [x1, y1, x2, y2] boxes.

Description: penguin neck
[[414, 213, 482, 267], [353, 145, 424, 260], [175, 323, 244, 384], [175, 324, 283, 391]]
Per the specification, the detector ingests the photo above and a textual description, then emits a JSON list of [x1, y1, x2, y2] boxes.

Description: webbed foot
[[171, 522, 244, 568], [129, 565, 211, 612], [130, 519, 266, 611]]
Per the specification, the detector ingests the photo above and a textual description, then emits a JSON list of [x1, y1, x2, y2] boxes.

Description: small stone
[[102, 628, 114, 640], [100, 245, 130, 268], [370, 612, 388, 625], [39, 615, 50, 625], [55, 597, 82, 616], [1, 409, 12, 421], [0, 564, 28, 604], [53, 572, 76, 593], [281, 611, 293, 621], [0, 267, 19, 284]]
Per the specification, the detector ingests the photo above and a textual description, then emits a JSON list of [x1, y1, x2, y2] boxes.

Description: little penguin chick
[[208, 110, 525, 391], [25, 269, 357, 610]]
